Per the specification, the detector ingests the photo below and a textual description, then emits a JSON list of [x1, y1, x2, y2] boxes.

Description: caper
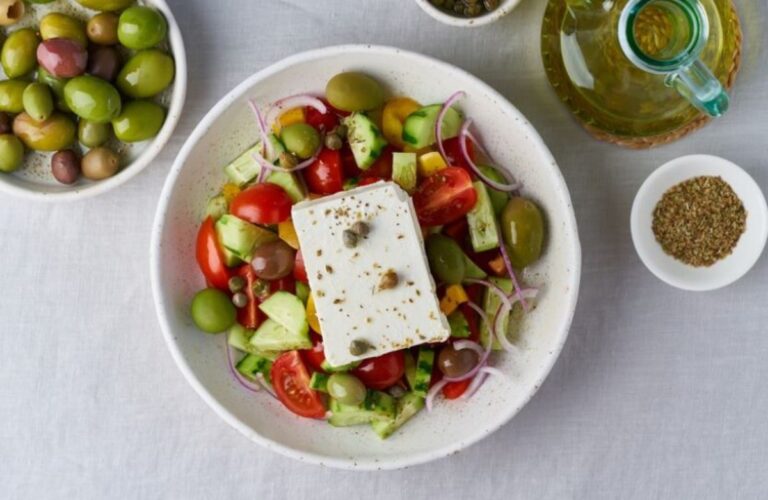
[[500, 197, 544, 269], [324, 133, 342, 151], [81, 146, 119, 180], [232, 292, 248, 308], [378, 269, 399, 290], [342, 229, 358, 248], [349, 339, 372, 356], [252, 279, 270, 300], [1, 28, 39, 78], [351, 221, 369, 237], [0, 134, 24, 172], [325, 72, 385, 112], [278, 151, 298, 169], [22, 83, 54, 122], [327, 373, 367, 406], [228, 276, 246, 293]]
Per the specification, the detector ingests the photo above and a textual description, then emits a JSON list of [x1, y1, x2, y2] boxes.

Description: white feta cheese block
[[291, 181, 450, 367]]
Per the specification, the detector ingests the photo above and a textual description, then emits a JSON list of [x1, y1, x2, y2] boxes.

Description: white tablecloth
[[2, 0, 768, 498]]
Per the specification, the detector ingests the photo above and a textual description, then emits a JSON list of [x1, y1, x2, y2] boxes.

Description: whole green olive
[[500, 197, 544, 269], [0, 79, 28, 113], [0, 134, 24, 172], [112, 100, 165, 142], [37, 67, 70, 112], [40, 13, 87, 47], [280, 123, 320, 160], [479, 165, 510, 215], [117, 6, 167, 50], [27, 0, 55, 3], [190, 288, 236, 334], [22, 83, 54, 122], [81, 146, 119, 179], [87, 12, 119, 45], [64, 75, 121, 123], [0, 0, 24, 27], [13, 112, 76, 151], [116, 49, 175, 98], [78, 119, 110, 147], [327, 373, 367, 406], [1, 28, 39, 78], [325, 72, 385, 112], [425, 234, 466, 284], [76, 0, 134, 12]]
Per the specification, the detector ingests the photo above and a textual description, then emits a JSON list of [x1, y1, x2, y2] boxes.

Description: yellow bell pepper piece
[[220, 183, 241, 203], [382, 97, 421, 149], [440, 284, 469, 316], [278, 220, 300, 249], [307, 293, 321, 334], [418, 151, 447, 178], [271, 107, 305, 135]]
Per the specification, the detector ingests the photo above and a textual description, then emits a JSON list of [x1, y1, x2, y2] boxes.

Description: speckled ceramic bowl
[[150, 45, 581, 470], [0, 0, 186, 202], [414, 0, 522, 27]]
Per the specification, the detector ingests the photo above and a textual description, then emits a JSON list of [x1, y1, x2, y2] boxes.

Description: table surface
[[2, 0, 767, 498]]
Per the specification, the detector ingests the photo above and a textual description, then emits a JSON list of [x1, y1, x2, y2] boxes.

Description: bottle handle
[[665, 59, 730, 117]]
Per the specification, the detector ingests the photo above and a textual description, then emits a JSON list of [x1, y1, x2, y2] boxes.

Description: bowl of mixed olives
[[0, 0, 186, 201], [414, 0, 521, 27]]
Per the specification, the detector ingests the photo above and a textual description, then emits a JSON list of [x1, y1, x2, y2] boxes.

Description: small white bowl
[[414, 0, 521, 27], [0, 0, 187, 202], [631, 155, 768, 291]]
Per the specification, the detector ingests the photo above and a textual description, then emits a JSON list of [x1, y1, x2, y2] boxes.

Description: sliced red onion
[[452, 339, 484, 359], [463, 278, 514, 311], [493, 302, 518, 354], [255, 373, 276, 398], [436, 90, 465, 164], [498, 240, 530, 312], [248, 99, 273, 161], [443, 303, 494, 383], [459, 119, 521, 192], [265, 94, 327, 129], [225, 343, 260, 394], [251, 150, 319, 185], [463, 366, 507, 400], [425, 379, 449, 413]]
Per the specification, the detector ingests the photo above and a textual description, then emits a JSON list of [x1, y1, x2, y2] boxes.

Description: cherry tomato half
[[442, 379, 471, 399], [235, 264, 261, 329], [305, 99, 339, 132], [413, 167, 478, 226], [341, 144, 362, 178], [305, 148, 344, 195], [270, 275, 296, 294], [442, 136, 474, 171], [302, 333, 326, 373], [271, 351, 326, 419], [361, 146, 393, 181], [293, 249, 308, 283], [352, 351, 405, 390], [230, 183, 293, 225], [195, 216, 231, 291]]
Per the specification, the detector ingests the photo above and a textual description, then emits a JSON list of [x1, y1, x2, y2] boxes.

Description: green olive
[[479, 165, 510, 215], [190, 288, 236, 334], [81, 146, 119, 179], [27, 0, 55, 3], [0, 79, 28, 113], [325, 72, 385, 112], [22, 83, 54, 122], [116, 49, 175, 99], [280, 123, 320, 159], [78, 119, 111, 148], [117, 6, 167, 49], [64, 75, 121, 123], [37, 67, 70, 112], [112, 100, 165, 142], [12, 112, 75, 151], [76, 0, 134, 12], [40, 13, 87, 46], [425, 234, 466, 284], [327, 373, 367, 406], [87, 12, 119, 45], [0, 134, 24, 172], [500, 197, 544, 269], [1, 28, 39, 78]]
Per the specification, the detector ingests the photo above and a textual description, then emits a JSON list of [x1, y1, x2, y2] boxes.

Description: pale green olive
[[76, 0, 134, 12], [116, 49, 175, 98], [22, 83, 54, 122], [117, 6, 167, 49], [325, 72, 385, 112], [500, 197, 545, 269], [12, 112, 76, 151], [64, 75, 122, 123], [78, 119, 111, 148], [40, 13, 87, 46], [280, 123, 320, 159], [327, 373, 366, 406], [0, 134, 24, 172], [0, 79, 29, 113], [1, 28, 39, 78], [112, 100, 165, 142]]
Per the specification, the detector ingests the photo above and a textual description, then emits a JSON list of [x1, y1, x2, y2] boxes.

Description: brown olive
[[437, 344, 479, 378], [0, 112, 10, 134], [87, 12, 119, 45], [81, 146, 119, 180], [250, 240, 295, 280], [87, 45, 121, 81], [51, 149, 81, 185]]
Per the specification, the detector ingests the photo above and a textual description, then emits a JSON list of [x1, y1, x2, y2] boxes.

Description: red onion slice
[[251, 150, 319, 185], [248, 99, 273, 162], [459, 119, 521, 192], [443, 303, 494, 383], [226, 342, 260, 394], [498, 239, 530, 312], [462, 366, 507, 400], [436, 90, 466, 163], [463, 278, 514, 311], [452, 339, 485, 359], [265, 94, 327, 129], [255, 373, 276, 398], [426, 379, 450, 412]]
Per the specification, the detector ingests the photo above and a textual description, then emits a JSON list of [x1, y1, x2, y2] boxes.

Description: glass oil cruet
[[541, 0, 741, 144]]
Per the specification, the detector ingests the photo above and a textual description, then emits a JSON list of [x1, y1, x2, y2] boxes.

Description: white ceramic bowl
[[0, 0, 187, 202], [631, 155, 768, 291], [414, 0, 522, 27], [150, 45, 581, 470]]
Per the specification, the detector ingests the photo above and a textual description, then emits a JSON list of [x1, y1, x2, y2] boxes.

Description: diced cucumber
[[249, 318, 311, 352], [205, 195, 228, 221], [320, 359, 361, 373], [371, 392, 425, 439], [215, 214, 278, 262], [412, 348, 434, 398], [467, 181, 501, 252], [264, 171, 306, 204], [392, 152, 417, 193], [228, 325, 280, 358], [480, 277, 513, 350], [224, 136, 285, 186], [344, 113, 387, 170], [327, 390, 396, 427], [259, 291, 308, 337], [404, 350, 417, 390], [343, 178, 359, 191], [448, 310, 470, 338], [221, 246, 242, 267], [309, 372, 329, 393], [462, 252, 487, 279], [402, 104, 462, 149], [479, 165, 510, 215], [295, 281, 310, 305], [236, 353, 273, 383]]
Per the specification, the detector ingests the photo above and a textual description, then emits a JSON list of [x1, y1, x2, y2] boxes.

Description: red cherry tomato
[[459, 303, 481, 342], [352, 351, 405, 390], [442, 136, 474, 171], [235, 264, 261, 329], [271, 351, 326, 419], [357, 177, 383, 187], [230, 183, 292, 225], [442, 379, 471, 399], [293, 249, 308, 283], [270, 275, 296, 294], [195, 217, 231, 291], [341, 144, 362, 178], [443, 218, 469, 243], [302, 333, 326, 372], [361, 146, 393, 180], [413, 167, 478, 226], [305, 148, 344, 195], [305, 99, 339, 131]]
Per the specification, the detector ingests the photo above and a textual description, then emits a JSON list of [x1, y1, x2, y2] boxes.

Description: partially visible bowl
[[150, 45, 581, 470], [0, 0, 187, 202], [414, 0, 522, 27]]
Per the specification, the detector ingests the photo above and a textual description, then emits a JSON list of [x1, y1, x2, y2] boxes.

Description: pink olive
[[37, 39, 88, 78]]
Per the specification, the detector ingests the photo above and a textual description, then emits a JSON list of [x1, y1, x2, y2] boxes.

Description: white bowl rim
[[413, 0, 522, 27], [0, 0, 188, 203], [150, 44, 581, 470]]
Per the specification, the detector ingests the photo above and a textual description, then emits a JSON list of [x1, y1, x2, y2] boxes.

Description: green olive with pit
[[12, 112, 76, 151], [500, 197, 544, 269], [112, 100, 165, 143], [87, 12, 119, 45], [117, 6, 167, 49], [64, 75, 122, 123], [190, 288, 236, 334], [1, 28, 39, 78], [22, 83, 54, 122], [280, 123, 320, 160], [0, 134, 24, 172], [326, 373, 367, 406], [40, 13, 87, 46], [425, 234, 466, 285], [78, 119, 111, 148], [76, 0, 135, 12], [325, 72, 385, 112], [0, 79, 28, 113], [116, 49, 175, 98]]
